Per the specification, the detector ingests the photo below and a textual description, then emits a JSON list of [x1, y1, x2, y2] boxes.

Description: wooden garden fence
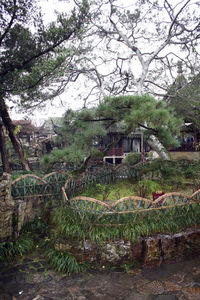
[[11, 163, 200, 225]]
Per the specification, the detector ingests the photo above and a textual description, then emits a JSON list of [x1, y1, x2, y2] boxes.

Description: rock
[[0, 173, 14, 240], [164, 281, 181, 292], [143, 237, 162, 267], [155, 295, 178, 300], [173, 233, 185, 261], [54, 240, 97, 263], [136, 280, 164, 295], [82, 240, 97, 262], [101, 240, 131, 263], [67, 286, 87, 300], [182, 285, 200, 300], [132, 240, 143, 262], [161, 236, 177, 263], [170, 272, 185, 283], [125, 293, 155, 300], [185, 231, 200, 256]]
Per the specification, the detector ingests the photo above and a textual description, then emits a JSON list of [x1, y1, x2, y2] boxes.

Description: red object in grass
[[152, 191, 165, 201]]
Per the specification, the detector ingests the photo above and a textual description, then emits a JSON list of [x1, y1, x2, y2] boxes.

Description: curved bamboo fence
[[11, 171, 71, 204], [62, 186, 200, 220], [11, 165, 200, 221]]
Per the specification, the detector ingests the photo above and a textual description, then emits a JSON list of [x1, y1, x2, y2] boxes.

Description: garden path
[[0, 254, 200, 300]]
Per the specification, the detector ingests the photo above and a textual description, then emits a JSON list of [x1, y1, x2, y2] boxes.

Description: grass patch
[[79, 178, 194, 201], [52, 202, 200, 243], [79, 179, 137, 201], [45, 247, 86, 274], [0, 233, 34, 261], [0, 218, 47, 262]]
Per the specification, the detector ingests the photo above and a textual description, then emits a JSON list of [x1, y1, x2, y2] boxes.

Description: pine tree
[[42, 95, 182, 170]]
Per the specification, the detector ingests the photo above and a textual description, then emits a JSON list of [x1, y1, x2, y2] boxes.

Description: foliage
[[166, 73, 200, 129], [122, 260, 141, 273], [0, 0, 90, 111], [43, 95, 182, 166], [22, 217, 48, 237], [80, 180, 136, 201], [52, 202, 200, 244], [138, 158, 200, 187], [97, 95, 181, 148], [45, 247, 86, 274], [41, 147, 86, 168], [53, 159, 200, 247], [135, 180, 161, 198], [11, 170, 46, 180], [0, 0, 90, 171], [0, 215, 87, 274], [0, 234, 34, 261], [125, 153, 141, 166], [69, 159, 200, 200], [93, 184, 111, 201], [0, 218, 48, 261]]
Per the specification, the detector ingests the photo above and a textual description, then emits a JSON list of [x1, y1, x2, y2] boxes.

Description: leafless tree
[[64, 0, 200, 106]]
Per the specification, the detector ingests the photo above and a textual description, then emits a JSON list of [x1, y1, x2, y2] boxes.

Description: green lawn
[[79, 178, 195, 202]]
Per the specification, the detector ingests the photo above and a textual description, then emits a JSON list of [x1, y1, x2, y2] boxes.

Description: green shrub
[[0, 233, 34, 261], [45, 248, 86, 274], [52, 202, 200, 244], [135, 180, 161, 198], [125, 153, 141, 166], [0, 218, 48, 261], [22, 218, 48, 236]]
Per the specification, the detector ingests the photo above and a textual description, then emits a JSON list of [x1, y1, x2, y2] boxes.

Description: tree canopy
[[166, 71, 200, 129], [0, 0, 90, 172], [42, 95, 182, 169], [1, 0, 198, 172], [0, 0, 90, 111], [61, 0, 200, 106]]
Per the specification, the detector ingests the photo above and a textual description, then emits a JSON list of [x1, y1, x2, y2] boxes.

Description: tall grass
[[52, 202, 200, 244]]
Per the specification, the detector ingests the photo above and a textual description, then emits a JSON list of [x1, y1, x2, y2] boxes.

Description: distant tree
[[0, 0, 90, 172], [42, 95, 182, 170], [165, 66, 200, 129]]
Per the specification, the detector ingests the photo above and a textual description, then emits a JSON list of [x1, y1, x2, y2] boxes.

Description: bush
[[0, 218, 48, 261], [0, 234, 34, 261], [125, 153, 141, 166], [135, 179, 161, 198], [45, 248, 86, 274]]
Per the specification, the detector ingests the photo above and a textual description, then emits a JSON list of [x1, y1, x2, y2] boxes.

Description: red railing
[[106, 147, 124, 156]]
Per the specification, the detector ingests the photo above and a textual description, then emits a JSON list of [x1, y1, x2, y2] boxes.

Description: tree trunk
[[0, 122, 10, 173], [147, 135, 169, 160], [0, 99, 31, 171]]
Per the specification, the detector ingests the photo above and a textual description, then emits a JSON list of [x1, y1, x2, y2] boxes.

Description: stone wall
[[0, 173, 14, 241], [0, 172, 44, 240], [16, 196, 45, 233], [170, 151, 200, 161], [55, 228, 200, 267]]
